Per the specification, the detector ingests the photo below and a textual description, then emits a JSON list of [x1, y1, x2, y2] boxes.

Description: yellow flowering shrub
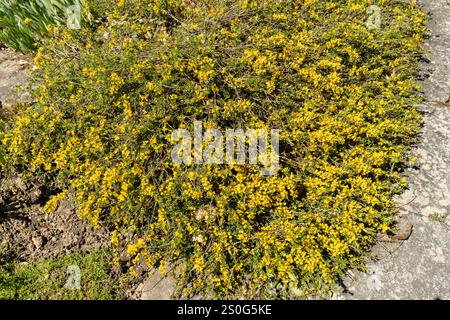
[[0, 0, 426, 298]]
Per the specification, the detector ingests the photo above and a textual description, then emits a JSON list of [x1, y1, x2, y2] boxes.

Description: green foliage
[[0, 0, 427, 298], [0, 0, 90, 52], [0, 250, 117, 300]]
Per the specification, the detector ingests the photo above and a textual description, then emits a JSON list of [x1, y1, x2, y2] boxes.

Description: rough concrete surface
[[335, 0, 450, 300], [137, 270, 177, 300]]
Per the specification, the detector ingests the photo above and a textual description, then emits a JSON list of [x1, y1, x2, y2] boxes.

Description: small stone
[[445, 215, 450, 226], [14, 177, 27, 192], [29, 189, 42, 203], [32, 236, 43, 249], [119, 250, 130, 263], [139, 270, 176, 300]]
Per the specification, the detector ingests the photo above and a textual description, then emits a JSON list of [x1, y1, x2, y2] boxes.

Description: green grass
[[0, 250, 117, 300]]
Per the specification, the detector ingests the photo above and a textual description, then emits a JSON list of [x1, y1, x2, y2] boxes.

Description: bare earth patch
[[0, 48, 110, 266]]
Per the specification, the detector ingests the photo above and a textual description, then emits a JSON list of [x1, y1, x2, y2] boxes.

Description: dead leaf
[[392, 223, 413, 241]]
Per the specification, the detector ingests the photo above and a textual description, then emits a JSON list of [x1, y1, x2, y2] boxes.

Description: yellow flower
[[43, 190, 68, 213]]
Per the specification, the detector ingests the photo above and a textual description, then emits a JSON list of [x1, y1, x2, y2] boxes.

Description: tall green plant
[[0, 0, 87, 52]]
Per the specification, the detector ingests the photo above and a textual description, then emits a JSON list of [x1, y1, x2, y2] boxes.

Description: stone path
[[0, 48, 29, 110], [335, 0, 450, 300]]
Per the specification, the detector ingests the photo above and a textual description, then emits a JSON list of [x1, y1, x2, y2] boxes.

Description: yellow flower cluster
[[0, 0, 426, 298]]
